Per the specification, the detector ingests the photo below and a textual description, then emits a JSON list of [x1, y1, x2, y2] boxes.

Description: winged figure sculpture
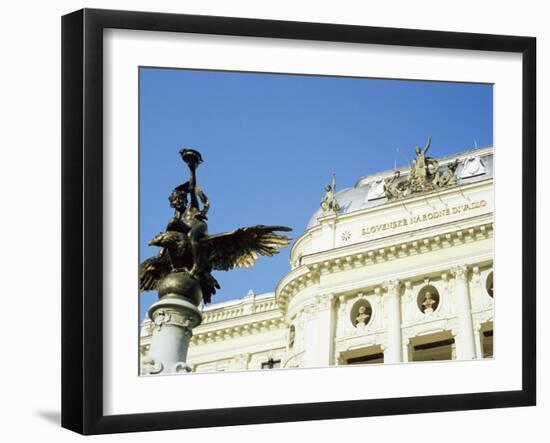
[[140, 225, 292, 303], [139, 149, 292, 304]]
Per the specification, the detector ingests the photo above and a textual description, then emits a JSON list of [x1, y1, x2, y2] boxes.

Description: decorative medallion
[[341, 230, 352, 242], [460, 155, 486, 178], [366, 178, 386, 201]]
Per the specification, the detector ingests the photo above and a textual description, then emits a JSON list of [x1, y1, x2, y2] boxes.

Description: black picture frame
[[62, 8, 536, 435]]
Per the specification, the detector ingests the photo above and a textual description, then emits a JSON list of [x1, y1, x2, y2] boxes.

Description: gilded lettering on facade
[[362, 200, 487, 236]]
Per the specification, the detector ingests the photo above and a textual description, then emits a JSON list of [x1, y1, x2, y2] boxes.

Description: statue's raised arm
[[422, 136, 432, 155]]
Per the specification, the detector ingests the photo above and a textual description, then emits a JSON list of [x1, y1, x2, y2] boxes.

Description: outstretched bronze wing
[[207, 225, 292, 271], [139, 248, 172, 292]]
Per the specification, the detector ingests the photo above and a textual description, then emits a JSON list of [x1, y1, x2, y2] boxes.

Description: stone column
[[141, 295, 202, 375], [452, 265, 476, 360], [303, 293, 336, 367], [384, 280, 403, 364]]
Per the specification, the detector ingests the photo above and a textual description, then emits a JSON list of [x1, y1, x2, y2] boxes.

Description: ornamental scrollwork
[[153, 310, 171, 331], [141, 357, 163, 375], [383, 280, 401, 295], [451, 265, 469, 280], [151, 308, 197, 337], [173, 362, 192, 373]]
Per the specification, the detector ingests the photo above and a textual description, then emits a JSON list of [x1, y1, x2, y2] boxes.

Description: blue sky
[[139, 67, 492, 320]]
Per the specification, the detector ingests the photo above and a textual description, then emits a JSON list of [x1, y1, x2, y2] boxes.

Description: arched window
[[486, 271, 494, 298], [288, 325, 296, 348]]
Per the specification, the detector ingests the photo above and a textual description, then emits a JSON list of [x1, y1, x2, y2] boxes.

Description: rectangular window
[[261, 359, 281, 369], [412, 338, 455, 362], [346, 353, 384, 365], [482, 330, 494, 358]]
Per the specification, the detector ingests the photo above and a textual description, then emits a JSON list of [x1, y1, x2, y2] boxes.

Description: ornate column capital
[[150, 308, 196, 337], [383, 279, 401, 295], [472, 266, 482, 286], [302, 303, 318, 321], [230, 352, 251, 370], [451, 265, 469, 280], [316, 292, 336, 310]]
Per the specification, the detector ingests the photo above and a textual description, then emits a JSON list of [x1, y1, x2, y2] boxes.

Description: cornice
[[276, 221, 493, 313], [190, 315, 286, 346], [302, 213, 493, 266], [292, 177, 493, 258]]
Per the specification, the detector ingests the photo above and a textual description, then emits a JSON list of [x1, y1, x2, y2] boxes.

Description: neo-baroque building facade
[[140, 146, 494, 372]]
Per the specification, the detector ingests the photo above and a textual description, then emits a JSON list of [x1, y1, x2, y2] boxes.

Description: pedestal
[[141, 295, 202, 375]]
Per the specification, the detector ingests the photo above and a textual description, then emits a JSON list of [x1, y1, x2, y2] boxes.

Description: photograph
[[137, 67, 495, 375]]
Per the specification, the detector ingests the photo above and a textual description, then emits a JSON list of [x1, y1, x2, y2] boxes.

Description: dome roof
[[306, 146, 494, 229], [307, 186, 376, 228]]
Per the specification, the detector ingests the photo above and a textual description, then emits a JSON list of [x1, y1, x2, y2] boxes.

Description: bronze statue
[[409, 136, 440, 192], [139, 148, 292, 304], [434, 158, 459, 187], [320, 173, 340, 213], [384, 137, 459, 200], [411, 136, 432, 184], [383, 170, 402, 200]]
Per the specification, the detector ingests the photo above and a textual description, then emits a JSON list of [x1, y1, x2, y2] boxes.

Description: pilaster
[[451, 265, 476, 360], [383, 280, 403, 363], [302, 293, 336, 367]]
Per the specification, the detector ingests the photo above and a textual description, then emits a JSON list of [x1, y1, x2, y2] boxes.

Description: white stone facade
[[140, 146, 494, 372]]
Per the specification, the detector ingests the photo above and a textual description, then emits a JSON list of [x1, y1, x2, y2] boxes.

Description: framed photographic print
[[61, 8, 536, 435]]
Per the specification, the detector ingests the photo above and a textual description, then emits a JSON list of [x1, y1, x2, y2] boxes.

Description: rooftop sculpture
[[320, 173, 340, 214], [384, 137, 460, 200]]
